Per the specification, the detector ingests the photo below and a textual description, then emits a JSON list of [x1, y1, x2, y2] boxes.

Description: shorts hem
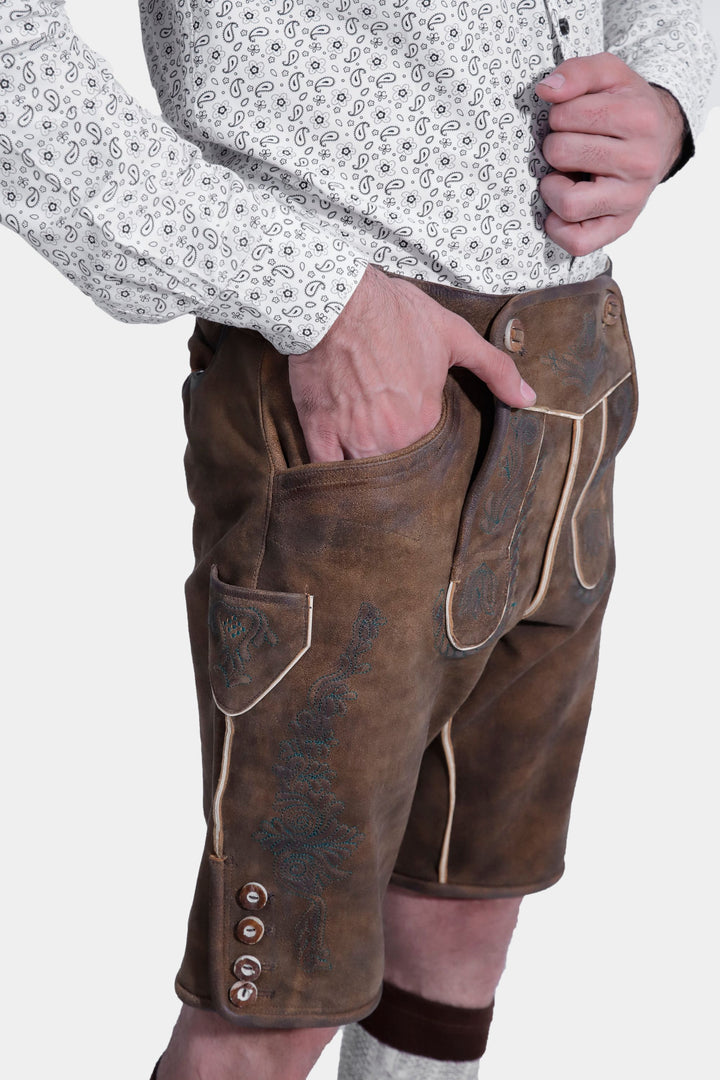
[[388, 864, 565, 899], [174, 976, 383, 1030]]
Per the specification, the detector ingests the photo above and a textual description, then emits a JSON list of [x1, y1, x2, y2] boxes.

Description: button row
[[229, 881, 268, 1009]]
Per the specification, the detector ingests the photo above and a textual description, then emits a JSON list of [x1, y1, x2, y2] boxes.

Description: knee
[[383, 887, 522, 944]]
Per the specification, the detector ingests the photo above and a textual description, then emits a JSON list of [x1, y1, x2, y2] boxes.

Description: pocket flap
[[208, 565, 313, 716]]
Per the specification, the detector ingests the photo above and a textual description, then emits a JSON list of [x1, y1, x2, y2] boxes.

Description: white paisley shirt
[[0, 2, 716, 353]]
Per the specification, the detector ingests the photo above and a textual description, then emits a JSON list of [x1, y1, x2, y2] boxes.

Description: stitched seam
[[252, 348, 277, 589], [212, 714, 234, 859], [390, 865, 565, 894], [274, 386, 456, 495], [175, 981, 383, 1019]]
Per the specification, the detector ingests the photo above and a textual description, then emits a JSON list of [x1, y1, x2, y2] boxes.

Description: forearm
[[603, 0, 717, 175], [0, 1, 368, 353]]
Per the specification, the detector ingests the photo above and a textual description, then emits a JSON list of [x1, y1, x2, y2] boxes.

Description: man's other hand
[[287, 265, 536, 463], [535, 51, 686, 257]]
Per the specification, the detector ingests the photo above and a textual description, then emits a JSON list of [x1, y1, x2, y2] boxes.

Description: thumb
[[534, 51, 634, 103], [447, 313, 536, 409]]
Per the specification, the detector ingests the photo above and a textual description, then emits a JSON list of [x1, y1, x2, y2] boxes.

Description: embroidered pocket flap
[[490, 277, 633, 418], [208, 565, 313, 716]]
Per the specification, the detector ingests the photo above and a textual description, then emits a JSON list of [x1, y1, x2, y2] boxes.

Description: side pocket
[[208, 565, 313, 861], [208, 564, 313, 717]]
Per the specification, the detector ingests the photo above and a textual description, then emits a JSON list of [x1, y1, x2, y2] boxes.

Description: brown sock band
[[358, 981, 495, 1062]]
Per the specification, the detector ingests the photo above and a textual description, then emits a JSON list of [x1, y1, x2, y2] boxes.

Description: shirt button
[[235, 916, 265, 945], [228, 980, 258, 1008], [233, 955, 262, 981], [559, 17, 570, 35], [237, 882, 268, 911]]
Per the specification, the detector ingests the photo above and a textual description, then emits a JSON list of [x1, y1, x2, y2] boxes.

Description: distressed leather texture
[[175, 265, 638, 1028]]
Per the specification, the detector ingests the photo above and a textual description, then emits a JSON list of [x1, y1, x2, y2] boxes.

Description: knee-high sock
[[338, 982, 495, 1079], [338, 1023, 482, 1080]]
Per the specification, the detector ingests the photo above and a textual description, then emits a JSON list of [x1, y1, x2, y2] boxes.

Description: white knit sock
[[338, 1022, 481, 1080]]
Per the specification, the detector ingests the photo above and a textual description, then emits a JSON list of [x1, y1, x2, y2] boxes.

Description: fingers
[[301, 426, 345, 463], [547, 89, 661, 141], [539, 171, 643, 222], [534, 51, 637, 103], [447, 314, 536, 409], [543, 208, 640, 257], [542, 130, 657, 182]]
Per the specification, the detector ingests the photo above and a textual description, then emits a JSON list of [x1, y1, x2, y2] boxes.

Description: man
[[0, 3, 715, 1079]]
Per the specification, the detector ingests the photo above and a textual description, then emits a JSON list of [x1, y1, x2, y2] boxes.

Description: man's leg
[[156, 1007, 337, 1080], [337, 888, 520, 1078], [381, 886, 522, 1008]]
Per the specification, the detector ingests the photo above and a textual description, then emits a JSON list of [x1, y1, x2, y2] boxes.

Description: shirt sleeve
[[603, 0, 717, 179], [0, 1, 369, 354]]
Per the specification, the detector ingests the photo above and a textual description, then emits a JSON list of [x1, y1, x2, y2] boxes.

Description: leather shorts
[[173, 262, 638, 1029]]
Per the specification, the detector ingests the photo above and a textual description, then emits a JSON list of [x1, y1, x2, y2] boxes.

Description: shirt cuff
[[209, 207, 371, 355]]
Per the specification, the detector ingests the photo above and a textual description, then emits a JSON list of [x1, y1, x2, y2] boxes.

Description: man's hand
[[535, 52, 686, 257], [287, 265, 536, 463]]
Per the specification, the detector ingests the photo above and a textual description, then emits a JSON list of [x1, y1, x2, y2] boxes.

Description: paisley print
[[0, 2, 715, 353]]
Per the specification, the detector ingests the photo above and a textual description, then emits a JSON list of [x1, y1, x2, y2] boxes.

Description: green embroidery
[[253, 601, 386, 973], [209, 600, 278, 689]]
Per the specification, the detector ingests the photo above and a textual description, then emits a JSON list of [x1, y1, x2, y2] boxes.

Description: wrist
[[649, 83, 692, 181]]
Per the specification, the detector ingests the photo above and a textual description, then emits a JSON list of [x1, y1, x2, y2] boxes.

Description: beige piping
[[444, 577, 512, 653], [212, 713, 234, 858], [438, 719, 457, 884], [571, 397, 608, 589], [523, 372, 632, 422], [524, 416, 584, 618], [211, 595, 314, 717]]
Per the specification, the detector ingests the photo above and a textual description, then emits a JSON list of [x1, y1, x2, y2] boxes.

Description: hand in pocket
[[287, 265, 536, 463]]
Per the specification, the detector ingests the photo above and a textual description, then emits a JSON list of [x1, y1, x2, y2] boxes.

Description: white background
[[0, 3, 718, 1078]]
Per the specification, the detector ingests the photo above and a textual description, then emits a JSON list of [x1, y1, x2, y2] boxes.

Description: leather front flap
[[489, 276, 633, 417]]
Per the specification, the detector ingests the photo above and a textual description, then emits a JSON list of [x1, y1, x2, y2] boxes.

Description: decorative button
[[235, 916, 265, 945], [602, 293, 621, 326], [228, 980, 258, 1008], [233, 955, 262, 981], [237, 882, 268, 911], [505, 318, 525, 354]]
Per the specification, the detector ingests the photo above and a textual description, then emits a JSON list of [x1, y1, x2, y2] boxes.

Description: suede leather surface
[[174, 265, 638, 1028]]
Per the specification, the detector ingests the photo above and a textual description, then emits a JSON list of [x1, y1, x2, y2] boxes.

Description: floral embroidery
[[253, 601, 386, 973], [539, 312, 607, 394], [456, 562, 499, 621], [208, 600, 278, 689], [478, 411, 543, 535]]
